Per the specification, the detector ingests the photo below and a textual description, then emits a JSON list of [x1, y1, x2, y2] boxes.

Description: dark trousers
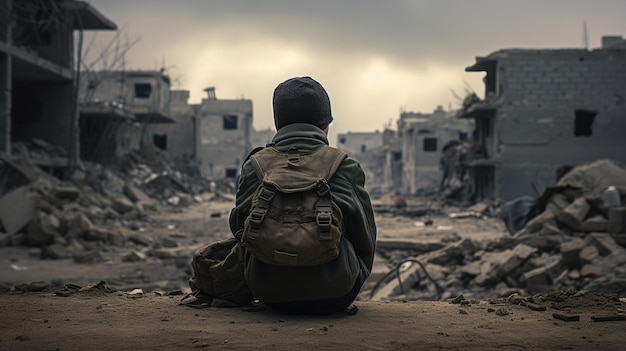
[[268, 259, 369, 315]]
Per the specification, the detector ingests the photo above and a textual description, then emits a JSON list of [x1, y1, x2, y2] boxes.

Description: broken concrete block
[[579, 245, 599, 264], [123, 183, 153, 204], [370, 259, 422, 300], [85, 226, 111, 242], [497, 243, 537, 279], [25, 212, 60, 246], [550, 193, 571, 211], [556, 197, 590, 230], [522, 258, 561, 293], [560, 238, 585, 268], [585, 233, 626, 256], [424, 238, 475, 265], [177, 194, 194, 207], [112, 197, 135, 214], [123, 250, 146, 262], [107, 230, 127, 247], [580, 215, 608, 232], [0, 185, 37, 234], [473, 251, 510, 286], [41, 243, 72, 259], [53, 186, 80, 202], [607, 207, 626, 233], [63, 213, 94, 239]]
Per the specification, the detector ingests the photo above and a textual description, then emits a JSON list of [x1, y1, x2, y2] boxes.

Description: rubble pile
[[371, 159, 626, 301], [0, 139, 222, 265]]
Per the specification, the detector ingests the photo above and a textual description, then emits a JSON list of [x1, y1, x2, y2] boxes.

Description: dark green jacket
[[229, 123, 377, 303]]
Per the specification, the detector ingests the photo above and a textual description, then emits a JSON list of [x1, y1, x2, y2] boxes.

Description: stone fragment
[[25, 212, 60, 247], [123, 250, 146, 262], [560, 238, 585, 268], [586, 233, 626, 256], [556, 197, 590, 230], [54, 186, 80, 201], [112, 198, 135, 214], [553, 312, 580, 322], [123, 183, 153, 204], [497, 243, 537, 278], [580, 215, 608, 232], [607, 207, 626, 233], [0, 185, 37, 234], [579, 245, 599, 264], [63, 213, 94, 239], [522, 258, 561, 293]]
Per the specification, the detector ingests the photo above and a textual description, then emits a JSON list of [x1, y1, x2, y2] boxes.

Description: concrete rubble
[[369, 159, 626, 302], [0, 139, 224, 267]]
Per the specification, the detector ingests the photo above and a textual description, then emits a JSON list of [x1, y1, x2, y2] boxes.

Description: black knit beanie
[[272, 76, 333, 130]]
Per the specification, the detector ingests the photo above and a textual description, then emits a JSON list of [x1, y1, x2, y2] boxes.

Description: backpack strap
[[246, 185, 275, 241]]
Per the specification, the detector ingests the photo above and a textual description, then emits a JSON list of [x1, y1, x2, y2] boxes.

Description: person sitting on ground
[[229, 76, 377, 315]]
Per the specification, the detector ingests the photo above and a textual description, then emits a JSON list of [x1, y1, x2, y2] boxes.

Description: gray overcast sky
[[86, 0, 626, 145]]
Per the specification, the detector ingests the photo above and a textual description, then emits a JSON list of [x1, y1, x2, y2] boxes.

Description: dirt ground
[[1, 199, 626, 350]]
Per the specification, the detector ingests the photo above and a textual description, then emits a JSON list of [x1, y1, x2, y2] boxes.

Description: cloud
[[86, 0, 626, 144]]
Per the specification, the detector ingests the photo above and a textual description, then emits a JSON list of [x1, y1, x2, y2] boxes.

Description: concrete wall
[[197, 98, 253, 179], [400, 108, 472, 194], [336, 131, 385, 194], [473, 48, 626, 200], [79, 71, 171, 115], [148, 90, 197, 167], [336, 131, 383, 159]]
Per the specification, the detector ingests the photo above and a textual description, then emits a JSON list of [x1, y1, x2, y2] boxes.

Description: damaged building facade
[[336, 131, 385, 194], [459, 36, 626, 202], [78, 70, 174, 163], [398, 106, 472, 195], [149, 87, 258, 181], [0, 0, 116, 167]]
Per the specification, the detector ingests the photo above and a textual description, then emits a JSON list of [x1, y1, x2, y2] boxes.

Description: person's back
[[229, 76, 377, 314]]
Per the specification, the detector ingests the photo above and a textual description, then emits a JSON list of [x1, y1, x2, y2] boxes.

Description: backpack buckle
[[257, 186, 275, 203], [248, 208, 267, 235], [316, 180, 330, 196], [316, 205, 332, 240]]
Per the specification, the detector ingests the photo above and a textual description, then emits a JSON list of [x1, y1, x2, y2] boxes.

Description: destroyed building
[[458, 35, 626, 202], [397, 106, 473, 195], [381, 128, 403, 194], [0, 0, 116, 167], [149, 87, 256, 182], [78, 70, 175, 163], [336, 131, 386, 194]]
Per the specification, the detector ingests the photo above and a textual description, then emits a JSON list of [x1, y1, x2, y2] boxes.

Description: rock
[[25, 212, 60, 246], [112, 198, 135, 214], [122, 183, 153, 204], [63, 213, 94, 239], [560, 238, 585, 268], [580, 215, 608, 232], [85, 227, 111, 242], [41, 244, 72, 259], [161, 237, 178, 248], [579, 245, 599, 264], [556, 197, 590, 230], [54, 186, 80, 202], [521, 257, 561, 293], [107, 230, 127, 247], [585, 233, 626, 256], [496, 244, 537, 279], [122, 250, 146, 262], [607, 207, 626, 233]]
